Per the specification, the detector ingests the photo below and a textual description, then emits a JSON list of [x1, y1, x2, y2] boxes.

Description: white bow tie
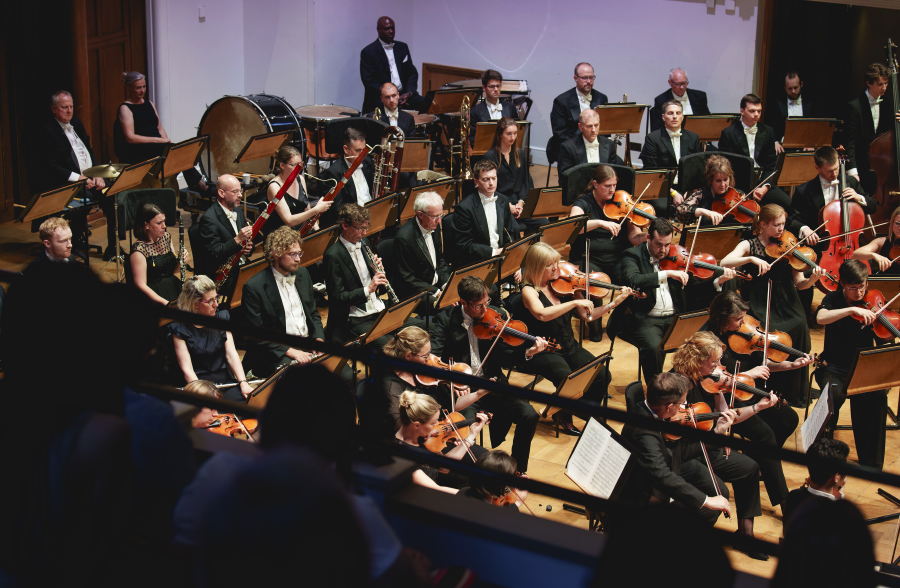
[[223, 210, 237, 221], [280, 274, 296, 287], [386, 110, 398, 119], [382, 42, 394, 50], [63, 124, 74, 133], [480, 195, 497, 204], [871, 97, 883, 106], [421, 229, 433, 237], [674, 93, 688, 102], [488, 102, 501, 111], [346, 243, 362, 253], [744, 126, 758, 135], [462, 314, 474, 329], [667, 130, 682, 138], [789, 99, 801, 106]]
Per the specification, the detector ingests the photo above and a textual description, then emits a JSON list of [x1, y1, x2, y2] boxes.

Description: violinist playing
[[675, 155, 751, 226], [814, 260, 889, 469], [722, 204, 825, 407], [568, 164, 648, 341], [430, 277, 547, 472], [512, 242, 629, 435], [853, 206, 900, 276], [458, 450, 528, 511]]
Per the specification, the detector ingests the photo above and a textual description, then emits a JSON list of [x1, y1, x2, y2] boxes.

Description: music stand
[[17, 181, 83, 224], [360, 292, 428, 345], [537, 352, 612, 419], [683, 114, 736, 146], [233, 130, 293, 167], [658, 310, 710, 370], [299, 224, 341, 267], [107, 157, 166, 281], [421, 89, 481, 115], [782, 118, 840, 150], [539, 215, 588, 259], [520, 187, 569, 220], [635, 169, 673, 211], [868, 277, 900, 311], [399, 140, 433, 172], [777, 153, 817, 194], [436, 257, 503, 310], [472, 120, 530, 156], [230, 257, 268, 308], [678, 224, 747, 261], [396, 178, 456, 225], [499, 234, 541, 281], [163, 135, 209, 179], [595, 104, 646, 165], [363, 193, 400, 236]]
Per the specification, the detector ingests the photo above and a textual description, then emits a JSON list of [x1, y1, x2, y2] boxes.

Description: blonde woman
[[853, 205, 900, 275]]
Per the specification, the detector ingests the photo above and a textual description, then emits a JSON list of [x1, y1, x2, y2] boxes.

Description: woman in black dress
[[721, 204, 825, 406], [170, 276, 252, 402], [483, 117, 540, 234], [130, 203, 182, 305], [114, 71, 169, 164], [262, 146, 333, 236], [515, 242, 631, 434], [675, 155, 748, 227], [853, 205, 900, 276]]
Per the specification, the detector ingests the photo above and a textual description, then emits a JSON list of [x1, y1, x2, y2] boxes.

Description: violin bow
[[719, 171, 777, 218], [611, 182, 652, 238], [506, 483, 537, 516], [724, 360, 740, 460], [686, 403, 732, 521], [585, 238, 592, 322], [762, 281, 772, 390], [684, 215, 701, 276], [860, 290, 900, 329], [769, 221, 827, 265], [449, 357, 456, 412], [442, 408, 478, 463], [815, 221, 888, 244], [232, 414, 258, 444], [474, 311, 513, 377]]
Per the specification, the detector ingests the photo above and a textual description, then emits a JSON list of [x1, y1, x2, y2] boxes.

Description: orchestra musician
[[483, 117, 546, 234], [430, 276, 546, 471], [261, 146, 331, 236], [452, 159, 515, 268], [183, 380, 221, 429], [25, 217, 75, 271], [649, 68, 711, 132], [321, 127, 375, 230], [366, 82, 415, 138], [675, 155, 745, 226], [550, 62, 609, 143], [113, 71, 170, 165], [458, 450, 528, 511], [852, 205, 900, 275], [170, 276, 253, 402], [782, 438, 849, 524], [129, 203, 183, 306], [470, 70, 519, 126], [717, 94, 792, 211], [721, 204, 824, 407], [610, 218, 735, 383], [845, 63, 896, 193], [640, 100, 701, 198], [556, 109, 621, 197], [814, 259, 889, 469], [392, 191, 450, 310], [195, 174, 253, 307], [240, 226, 324, 378], [767, 71, 816, 154], [360, 16, 421, 114], [512, 242, 627, 435]]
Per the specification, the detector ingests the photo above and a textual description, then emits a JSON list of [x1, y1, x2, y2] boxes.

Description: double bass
[[869, 38, 900, 224], [817, 147, 866, 290]]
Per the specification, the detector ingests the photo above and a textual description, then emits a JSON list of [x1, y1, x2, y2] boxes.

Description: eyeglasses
[[420, 210, 444, 221], [414, 352, 431, 360], [577, 75, 596, 82], [486, 84, 502, 90], [670, 81, 689, 87], [351, 224, 370, 232], [224, 188, 242, 195], [199, 297, 218, 305], [286, 251, 304, 259], [843, 284, 867, 292]]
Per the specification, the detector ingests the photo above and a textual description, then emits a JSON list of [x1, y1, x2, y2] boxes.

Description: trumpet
[[450, 95, 472, 180], [372, 126, 405, 198], [362, 242, 400, 304]]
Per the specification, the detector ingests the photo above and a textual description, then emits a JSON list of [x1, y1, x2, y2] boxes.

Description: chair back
[[375, 238, 399, 285], [116, 188, 178, 240], [624, 380, 646, 413], [440, 213, 460, 267], [562, 162, 636, 206]]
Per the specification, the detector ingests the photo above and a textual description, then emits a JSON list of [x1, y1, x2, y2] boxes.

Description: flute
[[362, 243, 400, 304]]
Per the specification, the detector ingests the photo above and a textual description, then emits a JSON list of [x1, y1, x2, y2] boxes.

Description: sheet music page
[[801, 379, 832, 452], [566, 418, 630, 499]]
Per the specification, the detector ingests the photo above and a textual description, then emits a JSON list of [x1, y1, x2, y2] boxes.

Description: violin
[[415, 354, 474, 390], [764, 230, 840, 291], [851, 288, 900, 340], [423, 410, 491, 454], [207, 413, 259, 439], [603, 190, 657, 228], [662, 402, 741, 441], [473, 307, 562, 352], [711, 187, 760, 224], [727, 315, 824, 366], [701, 370, 788, 408], [659, 244, 752, 281], [817, 146, 867, 291], [550, 261, 646, 300], [491, 483, 528, 508]]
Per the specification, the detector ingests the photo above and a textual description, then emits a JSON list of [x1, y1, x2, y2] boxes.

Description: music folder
[[565, 417, 634, 501]]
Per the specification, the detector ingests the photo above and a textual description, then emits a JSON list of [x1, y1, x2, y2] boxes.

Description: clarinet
[[362, 242, 400, 304], [179, 216, 186, 283]]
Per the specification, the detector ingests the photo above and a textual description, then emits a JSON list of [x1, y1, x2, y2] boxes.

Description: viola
[[603, 190, 657, 228], [659, 244, 752, 281], [662, 402, 741, 441], [423, 410, 491, 454], [207, 413, 259, 439], [851, 288, 900, 340], [727, 315, 824, 366], [701, 369, 788, 408], [550, 261, 646, 300], [473, 307, 562, 352], [818, 146, 867, 291], [415, 354, 473, 390], [764, 230, 840, 291], [711, 187, 760, 224]]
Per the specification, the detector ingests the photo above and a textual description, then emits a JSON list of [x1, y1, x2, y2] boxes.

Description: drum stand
[[99, 193, 124, 282]]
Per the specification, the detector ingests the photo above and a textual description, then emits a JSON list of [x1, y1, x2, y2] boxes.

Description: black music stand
[[163, 135, 209, 180], [472, 120, 530, 156], [364, 193, 400, 236], [658, 310, 710, 364], [499, 234, 541, 281], [520, 187, 569, 220], [782, 118, 840, 150], [595, 104, 647, 166], [539, 215, 588, 259], [683, 114, 737, 148], [678, 223, 747, 262], [106, 157, 165, 281], [299, 225, 341, 267], [538, 352, 612, 421], [843, 344, 900, 431], [394, 178, 456, 226], [420, 89, 481, 116], [399, 139, 433, 173], [436, 257, 503, 310], [635, 169, 674, 213], [325, 118, 388, 154], [360, 292, 428, 345]]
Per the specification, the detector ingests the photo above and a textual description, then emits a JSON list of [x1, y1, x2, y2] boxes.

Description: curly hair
[[265, 226, 303, 266], [672, 331, 724, 382]]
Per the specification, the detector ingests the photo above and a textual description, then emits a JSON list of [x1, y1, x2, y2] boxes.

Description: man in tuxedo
[[611, 218, 733, 382], [322, 204, 390, 345], [240, 227, 324, 378], [717, 94, 791, 210], [649, 68, 710, 132], [471, 69, 519, 126], [640, 100, 701, 181], [767, 71, 816, 154], [452, 159, 514, 269], [392, 191, 450, 310], [557, 109, 621, 196], [550, 62, 609, 143], [430, 276, 546, 472], [32, 91, 116, 259], [25, 217, 76, 272], [321, 127, 375, 229], [196, 174, 253, 306], [360, 16, 421, 115], [365, 82, 415, 138], [846, 63, 899, 195]]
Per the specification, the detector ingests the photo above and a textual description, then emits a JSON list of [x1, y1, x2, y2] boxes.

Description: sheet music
[[566, 418, 631, 499], [801, 379, 833, 452]]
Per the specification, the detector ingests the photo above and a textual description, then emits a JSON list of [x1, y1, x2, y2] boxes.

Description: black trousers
[[760, 186, 792, 211], [528, 347, 611, 422], [473, 393, 539, 472], [731, 403, 799, 506], [680, 449, 762, 525], [625, 315, 673, 383], [816, 368, 888, 469]]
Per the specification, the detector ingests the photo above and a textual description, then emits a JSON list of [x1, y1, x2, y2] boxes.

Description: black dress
[[169, 310, 241, 401], [875, 237, 900, 276], [131, 232, 182, 301], [676, 186, 749, 227], [483, 148, 532, 203], [114, 101, 165, 163], [383, 372, 455, 433], [570, 192, 631, 276], [262, 177, 310, 235]]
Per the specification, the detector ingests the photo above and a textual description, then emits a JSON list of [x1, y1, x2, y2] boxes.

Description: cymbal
[[83, 163, 127, 178]]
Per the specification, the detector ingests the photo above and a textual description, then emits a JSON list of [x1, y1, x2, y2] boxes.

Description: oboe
[[362, 243, 400, 304], [178, 216, 186, 283]]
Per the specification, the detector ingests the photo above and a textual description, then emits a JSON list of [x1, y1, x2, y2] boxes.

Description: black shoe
[[558, 421, 582, 436], [588, 320, 603, 343], [102, 246, 117, 261], [735, 531, 769, 561]]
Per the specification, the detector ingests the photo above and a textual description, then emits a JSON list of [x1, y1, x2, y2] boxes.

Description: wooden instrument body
[[603, 190, 656, 228], [764, 230, 840, 292], [711, 187, 759, 224], [852, 288, 900, 340]]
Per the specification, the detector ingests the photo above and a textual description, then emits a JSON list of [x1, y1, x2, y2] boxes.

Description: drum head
[[295, 104, 359, 122]]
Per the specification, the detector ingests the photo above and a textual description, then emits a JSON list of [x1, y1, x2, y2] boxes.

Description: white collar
[[807, 485, 841, 501], [339, 235, 363, 252], [462, 307, 477, 325], [741, 120, 757, 132], [379, 38, 394, 50], [644, 399, 661, 419], [577, 89, 592, 101], [45, 249, 67, 263], [385, 108, 399, 118], [55, 118, 74, 131], [479, 191, 497, 204], [271, 266, 292, 282], [583, 136, 599, 148], [866, 89, 881, 104], [673, 91, 689, 102], [819, 175, 839, 190], [665, 127, 682, 138], [415, 217, 432, 236], [218, 201, 237, 218], [788, 95, 802, 105]]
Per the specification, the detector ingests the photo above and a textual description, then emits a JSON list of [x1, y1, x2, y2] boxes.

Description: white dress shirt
[[807, 484, 842, 501], [787, 96, 803, 118], [648, 245, 675, 317], [577, 90, 592, 112], [742, 121, 759, 166], [340, 236, 385, 317], [800, 176, 841, 237], [57, 119, 92, 182], [486, 100, 503, 120], [385, 108, 399, 127], [867, 89, 882, 132], [380, 40, 402, 91], [479, 191, 501, 250], [416, 217, 438, 285], [665, 128, 683, 163], [218, 202, 239, 234], [348, 158, 372, 205], [673, 92, 693, 116], [272, 267, 308, 337], [461, 310, 483, 373], [584, 137, 600, 163]]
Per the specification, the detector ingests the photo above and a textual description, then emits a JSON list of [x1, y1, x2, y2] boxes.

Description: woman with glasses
[[853, 206, 900, 275], [262, 146, 332, 236], [170, 275, 252, 402], [130, 203, 183, 305]]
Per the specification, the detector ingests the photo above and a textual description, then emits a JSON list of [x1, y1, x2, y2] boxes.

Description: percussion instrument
[[296, 104, 360, 160]]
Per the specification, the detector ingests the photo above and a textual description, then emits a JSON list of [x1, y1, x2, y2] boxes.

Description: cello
[[817, 146, 866, 289], [869, 38, 900, 225]]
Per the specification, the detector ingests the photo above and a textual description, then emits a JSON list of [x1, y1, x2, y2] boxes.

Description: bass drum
[[197, 94, 300, 179]]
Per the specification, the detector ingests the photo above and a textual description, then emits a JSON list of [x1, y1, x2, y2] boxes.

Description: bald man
[[196, 174, 254, 306], [360, 16, 422, 114], [556, 109, 621, 196], [650, 68, 710, 132]]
